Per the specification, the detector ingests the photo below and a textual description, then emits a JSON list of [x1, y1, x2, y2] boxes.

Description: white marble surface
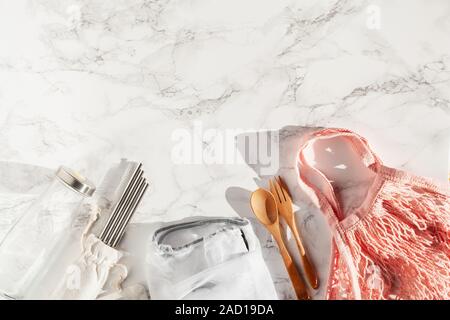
[[0, 0, 449, 300]]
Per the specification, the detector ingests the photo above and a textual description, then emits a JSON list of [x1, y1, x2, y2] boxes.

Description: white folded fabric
[[49, 233, 123, 300]]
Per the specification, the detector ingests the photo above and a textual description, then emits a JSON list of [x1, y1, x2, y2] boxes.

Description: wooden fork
[[270, 176, 319, 289]]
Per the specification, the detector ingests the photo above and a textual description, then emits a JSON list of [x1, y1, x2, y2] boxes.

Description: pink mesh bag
[[296, 128, 450, 300]]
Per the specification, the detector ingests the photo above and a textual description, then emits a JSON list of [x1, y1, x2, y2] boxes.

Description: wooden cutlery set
[[250, 177, 319, 300]]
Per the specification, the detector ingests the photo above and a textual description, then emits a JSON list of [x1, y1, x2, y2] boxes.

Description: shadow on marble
[[0, 161, 53, 195]]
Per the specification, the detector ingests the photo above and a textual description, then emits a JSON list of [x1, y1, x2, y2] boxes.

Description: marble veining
[[0, 0, 449, 299]]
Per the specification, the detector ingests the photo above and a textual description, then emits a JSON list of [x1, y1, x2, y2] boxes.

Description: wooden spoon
[[250, 188, 310, 300]]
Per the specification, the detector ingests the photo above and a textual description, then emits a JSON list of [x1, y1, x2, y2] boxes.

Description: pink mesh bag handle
[[296, 128, 382, 226], [296, 128, 450, 300]]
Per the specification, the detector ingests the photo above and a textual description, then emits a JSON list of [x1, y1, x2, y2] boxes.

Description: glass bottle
[[0, 166, 95, 299]]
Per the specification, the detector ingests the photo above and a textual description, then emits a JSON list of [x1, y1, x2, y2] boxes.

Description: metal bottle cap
[[55, 166, 96, 197]]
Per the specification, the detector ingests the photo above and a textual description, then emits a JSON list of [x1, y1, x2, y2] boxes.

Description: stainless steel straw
[[99, 161, 149, 248]]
